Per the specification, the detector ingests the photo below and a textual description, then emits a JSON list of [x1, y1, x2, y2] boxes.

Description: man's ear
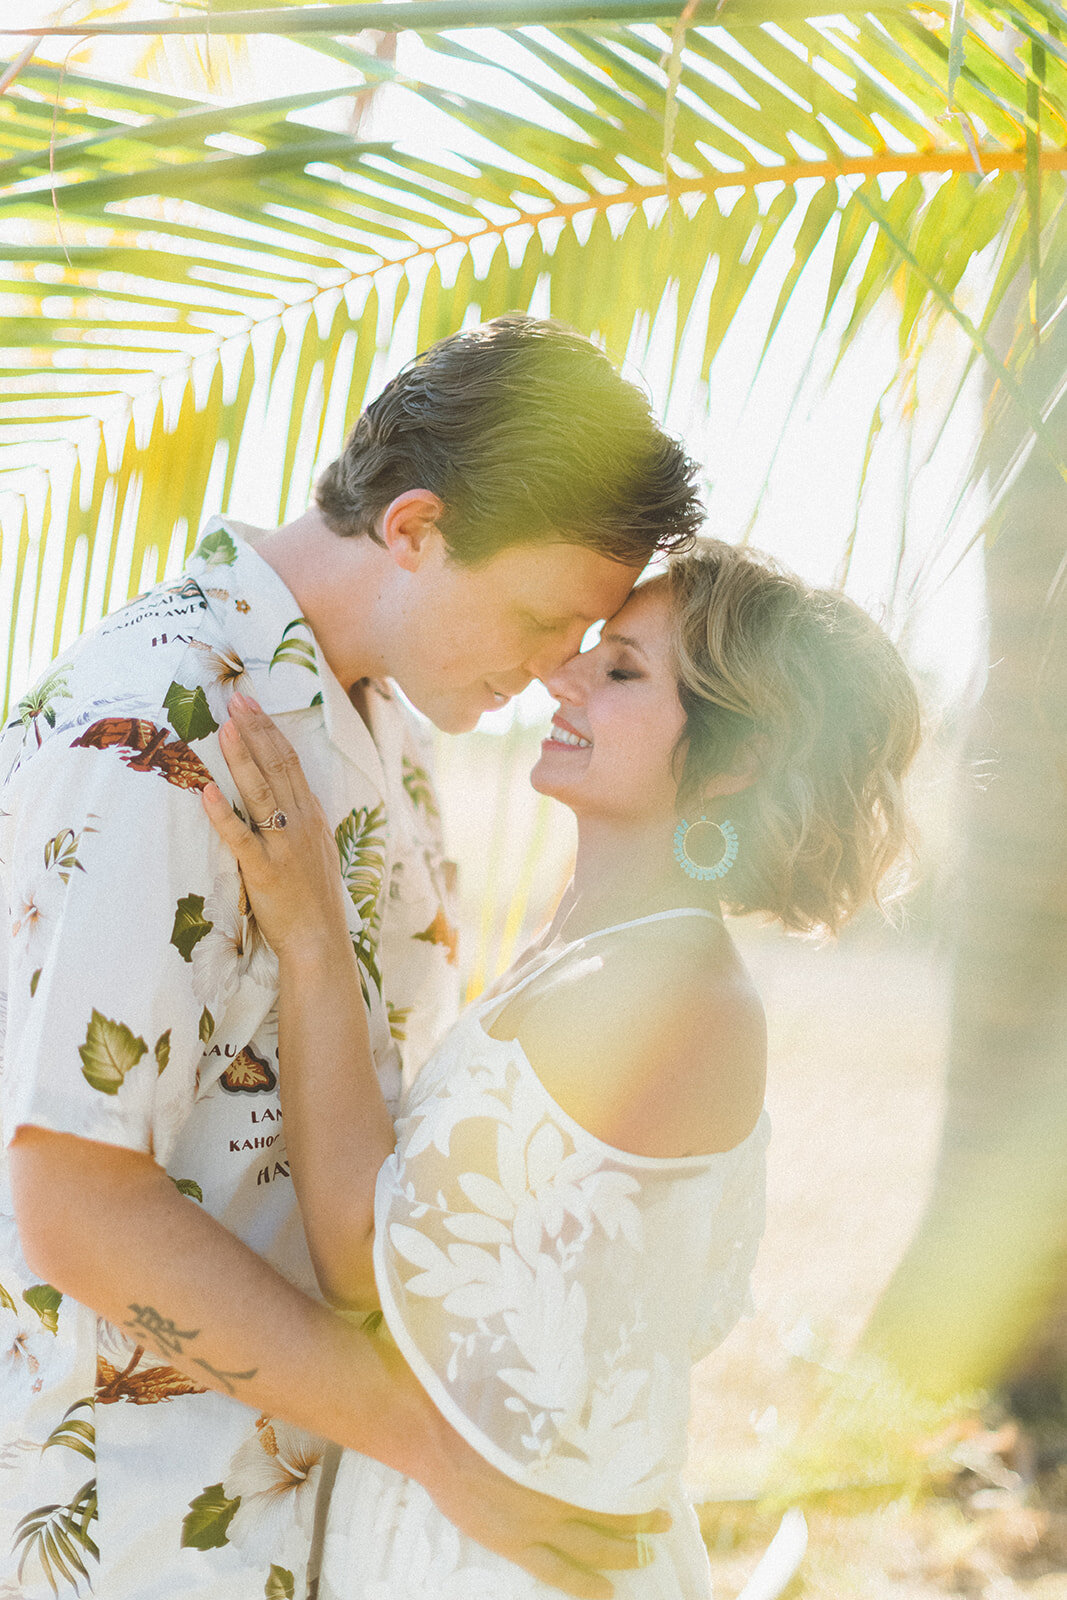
[[377, 490, 446, 572]]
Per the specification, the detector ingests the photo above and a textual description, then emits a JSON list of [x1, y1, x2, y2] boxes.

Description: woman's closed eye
[[608, 666, 640, 682]]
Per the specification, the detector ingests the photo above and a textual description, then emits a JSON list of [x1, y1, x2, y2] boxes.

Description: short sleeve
[[1, 726, 274, 1166], [370, 1032, 710, 1514]]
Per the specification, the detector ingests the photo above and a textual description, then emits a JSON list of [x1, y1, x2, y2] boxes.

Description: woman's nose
[[541, 650, 586, 701]]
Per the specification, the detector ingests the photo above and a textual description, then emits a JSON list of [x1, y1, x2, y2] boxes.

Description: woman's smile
[[531, 582, 688, 827], [542, 714, 593, 752]]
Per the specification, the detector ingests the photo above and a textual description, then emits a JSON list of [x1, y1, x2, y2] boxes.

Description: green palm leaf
[[13, 1478, 98, 1597], [42, 1399, 97, 1464], [1, 0, 1064, 714]]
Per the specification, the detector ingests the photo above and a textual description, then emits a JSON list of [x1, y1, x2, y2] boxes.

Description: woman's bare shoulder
[[499, 917, 767, 1160]]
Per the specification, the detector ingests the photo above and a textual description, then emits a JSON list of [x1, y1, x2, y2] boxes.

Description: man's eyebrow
[[601, 631, 647, 655]]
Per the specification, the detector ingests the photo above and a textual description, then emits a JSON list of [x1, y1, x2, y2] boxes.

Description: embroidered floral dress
[[318, 911, 769, 1600], [0, 520, 458, 1600]]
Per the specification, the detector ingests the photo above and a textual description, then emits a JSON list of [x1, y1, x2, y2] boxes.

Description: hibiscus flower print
[[10, 820, 98, 982], [186, 639, 255, 716], [222, 1417, 325, 1567], [190, 871, 276, 1012], [10, 879, 59, 967], [9, 866, 64, 981], [0, 1307, 55, 1413]]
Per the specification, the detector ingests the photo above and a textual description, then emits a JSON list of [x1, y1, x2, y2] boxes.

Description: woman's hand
[[202, 693, 351, 964], [205, 695, 390, 1308]]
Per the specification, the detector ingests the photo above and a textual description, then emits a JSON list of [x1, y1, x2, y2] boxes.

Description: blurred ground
[[690, 923, 1067, 1600]]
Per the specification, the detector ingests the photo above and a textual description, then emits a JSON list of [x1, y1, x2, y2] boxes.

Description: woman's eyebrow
[[601, 630, 647, 655]]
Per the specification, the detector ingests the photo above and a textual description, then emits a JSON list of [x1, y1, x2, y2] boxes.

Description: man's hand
[[429, 1443, 669, 1598], [375, 1337, 670, 1598]]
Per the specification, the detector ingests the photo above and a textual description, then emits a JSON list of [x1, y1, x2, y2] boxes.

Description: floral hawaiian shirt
[[0, 518, 459, 1600]]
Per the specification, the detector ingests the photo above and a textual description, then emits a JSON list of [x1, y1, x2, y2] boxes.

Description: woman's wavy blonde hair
[[663, 541, 922, 935]]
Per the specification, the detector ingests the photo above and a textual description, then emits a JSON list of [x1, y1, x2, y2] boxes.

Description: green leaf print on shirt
[[199, 1006, 215, 1044], [335, 804, 386, 997], [43, 1399, 95, 1463], [17, 664, 73, 748], [269, 616, 318, 675], [23, 1283, 63, 1334], [401, 756, 440, 822], [155, 1030, 171, 1074], [13, 1476, 98, 1595], [0, 1279, 17, 1313], [266, 1567, 295, 1600], [79, 1011, 148, 1095], [171, 893, 213, 961], [172, 1177, 204, 1203], [30, 967, 41, 996], [181, 1483, 240, 1550], [163, 681, 220, 743], [43, 821, 98, 884], [196, 527, 238, 568], [387, 1002, 410, 1042]]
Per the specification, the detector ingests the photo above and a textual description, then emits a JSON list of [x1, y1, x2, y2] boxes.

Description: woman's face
[[531, 579, 689, 825]]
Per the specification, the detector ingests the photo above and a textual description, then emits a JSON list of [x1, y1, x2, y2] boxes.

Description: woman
[[203, 540, 921, 1599]]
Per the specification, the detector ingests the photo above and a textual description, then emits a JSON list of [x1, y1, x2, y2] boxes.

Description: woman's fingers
[[202, 781, 261, 866], [229, 694, 310, 811], [217, 720, 281, 827]]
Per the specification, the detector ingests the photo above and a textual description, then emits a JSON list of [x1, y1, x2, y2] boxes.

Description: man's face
[[388, 536, 642, 734]]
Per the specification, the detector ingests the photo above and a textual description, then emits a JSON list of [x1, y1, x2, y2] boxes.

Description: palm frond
[[1, 3, 1064, 708]]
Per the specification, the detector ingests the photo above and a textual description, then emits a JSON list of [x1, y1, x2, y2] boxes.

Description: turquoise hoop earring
[[673, 815, 738, 882]]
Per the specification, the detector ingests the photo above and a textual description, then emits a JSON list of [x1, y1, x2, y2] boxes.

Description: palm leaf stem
[[1, 154, 1060, 511], [3, 153, 1057, 459], [11, 146, 1065, 239]]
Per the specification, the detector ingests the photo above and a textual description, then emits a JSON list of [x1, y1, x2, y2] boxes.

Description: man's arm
[[11, 1127, 663, 1599]]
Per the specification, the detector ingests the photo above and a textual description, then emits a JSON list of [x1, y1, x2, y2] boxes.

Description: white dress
[[318, 910, 770, 1600]]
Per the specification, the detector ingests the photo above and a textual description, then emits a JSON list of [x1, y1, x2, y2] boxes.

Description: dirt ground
[[687, 921, 1067, 1599]]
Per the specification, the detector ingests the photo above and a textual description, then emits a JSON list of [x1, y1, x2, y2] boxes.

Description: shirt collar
[[186, 516, 388, 795]]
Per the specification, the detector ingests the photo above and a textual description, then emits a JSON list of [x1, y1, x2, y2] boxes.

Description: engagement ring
[[253, 808, 288, 831]]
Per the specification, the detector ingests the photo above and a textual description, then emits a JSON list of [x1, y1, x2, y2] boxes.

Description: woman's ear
[[699, 733, 766, 804], [376, 490, 446, 572], [700, 769, 753, 803]]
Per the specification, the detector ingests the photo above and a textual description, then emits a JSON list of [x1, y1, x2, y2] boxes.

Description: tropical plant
[[2, 0, 1063, 702], [1, 0, 1065, 1407]]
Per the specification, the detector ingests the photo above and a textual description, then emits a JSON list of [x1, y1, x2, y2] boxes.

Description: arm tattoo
[[192, 1357, 259, 1396], [124, 1303, 199, 1357], [123, 1306, 257, 1394]]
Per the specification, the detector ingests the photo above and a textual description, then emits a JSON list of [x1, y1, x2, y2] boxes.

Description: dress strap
[[476, 907, 721, 1016]]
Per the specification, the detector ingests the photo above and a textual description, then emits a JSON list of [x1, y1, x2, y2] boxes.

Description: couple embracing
[[0, 314, 920, 1600]]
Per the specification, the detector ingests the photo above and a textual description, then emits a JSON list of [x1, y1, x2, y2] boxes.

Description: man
[[0, 315, 700, 1599]]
